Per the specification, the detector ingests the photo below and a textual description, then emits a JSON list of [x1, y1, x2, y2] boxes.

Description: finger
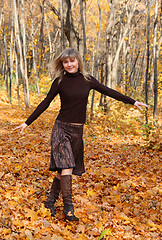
[[20, 129, 24, 133], [139, 102, 149, 108], [136, 105, 141, 111], [13, 126, 20, 131], [144, 104, 149, 108]]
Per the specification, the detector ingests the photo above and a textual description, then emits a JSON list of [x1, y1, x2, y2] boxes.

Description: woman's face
[[62, 57, 79, 74]]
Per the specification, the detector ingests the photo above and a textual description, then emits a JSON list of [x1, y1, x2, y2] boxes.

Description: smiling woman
[[13, 48, 148, 221], [62, 57, 79, 74]]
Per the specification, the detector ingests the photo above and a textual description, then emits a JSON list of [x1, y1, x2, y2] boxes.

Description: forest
[[0, 0, 161, 239]]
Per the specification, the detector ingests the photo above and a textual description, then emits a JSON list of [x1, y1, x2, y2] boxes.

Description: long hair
[[49, 48, 90, 83]]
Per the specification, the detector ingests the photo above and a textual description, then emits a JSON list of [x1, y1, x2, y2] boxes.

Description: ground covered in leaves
[[0, 90, 161, 239]]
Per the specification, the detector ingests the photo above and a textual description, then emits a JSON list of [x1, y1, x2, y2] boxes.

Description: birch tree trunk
[[39, 0, 45, 69], [30, 3, 40, 94], [79, 0, 86, 62], [45, 6, 52, 61], [9, 11, 14, 104], [90, 0, 101, 119], [106, 0, 118, 88], [13, 0, 29, 108], [1, 0, 9, 94], [145, 0, 150, 125], [15, 48, 21, 107], [153, 0, 159, 124], [21, 0, 30, 104], [111, 0, 136, 88], [60, 0, 65, 50]]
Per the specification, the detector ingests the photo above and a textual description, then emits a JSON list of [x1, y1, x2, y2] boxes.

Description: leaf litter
[[0, 90, 161, 239]]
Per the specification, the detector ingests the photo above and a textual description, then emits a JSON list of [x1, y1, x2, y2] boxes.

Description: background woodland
[[0, 0, 161, 119]]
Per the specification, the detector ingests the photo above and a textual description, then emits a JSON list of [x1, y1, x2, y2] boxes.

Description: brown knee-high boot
[[44, 176, 60, 216], [60, 175, 79, 221]]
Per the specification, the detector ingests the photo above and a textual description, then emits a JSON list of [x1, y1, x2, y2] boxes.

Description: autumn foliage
[[0, 90, 161, 239]]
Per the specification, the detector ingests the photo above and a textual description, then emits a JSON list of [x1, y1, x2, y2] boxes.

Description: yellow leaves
[[0, 90, 162, 239], [37, 204, 51, 218], [14, 163, 22, 172], [0, 171, 5, 178], [119, 213, 139, 227], [25, 229, 33, 239], [124, 168, 129, 175], [77, 224, 85, 234], [2, 228, 11, 235], [113, 183, 120, 190], [147, 220, 162, 232], [119, 212, 130, 221], [25, 208, 38, 222], [147, 220, 157, 228], [87, 189, 96, 197], [48, 176, 54, 183], [51, 234, 65, 240], [75, 234, 87, 240]]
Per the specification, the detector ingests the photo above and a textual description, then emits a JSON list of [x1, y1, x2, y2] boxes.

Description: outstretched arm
[[134, 101, 149, 110], [13, 78, 59, 131], [91, 76, 149, 109]]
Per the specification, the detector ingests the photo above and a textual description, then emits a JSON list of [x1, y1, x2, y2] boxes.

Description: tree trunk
[[1, 0, 9, 95], [106, 0, 118, 88], [63, 0, 79, 48], [15, 48, 21, 107], [21, 0, 29, 104], [60, 0, 65, 50], [153, 0, 159, 125], [39, 0, 45, 69], [9, 11, 14, 104], [145, 0, 150, 125], [79, 0, 86, 62], [45, 6, 52, 61], [30, 3, 40, 94], [135, 49, 144, 90], [111, 0, 136, 88], [13, 0, 29, 108], [90, 0, 101, 119]]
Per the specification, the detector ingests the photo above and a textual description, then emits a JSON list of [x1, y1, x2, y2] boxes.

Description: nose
[[67, 61, 72, 67]]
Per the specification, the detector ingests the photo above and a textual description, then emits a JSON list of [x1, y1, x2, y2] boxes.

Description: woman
[[14, 48, 148, 221]]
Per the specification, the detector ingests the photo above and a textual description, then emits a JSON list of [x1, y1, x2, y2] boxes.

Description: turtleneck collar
[[65, 70, 81, 78]]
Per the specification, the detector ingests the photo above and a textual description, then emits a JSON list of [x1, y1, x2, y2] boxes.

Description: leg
[[60, 168, 79, 221], [44, 172, 61, 216]]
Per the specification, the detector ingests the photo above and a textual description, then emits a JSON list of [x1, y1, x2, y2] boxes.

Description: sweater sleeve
[[90, 76, 136, 105], [25, 78, 59, 126]]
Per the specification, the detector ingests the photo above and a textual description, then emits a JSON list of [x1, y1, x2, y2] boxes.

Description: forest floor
[[0, 89, 161, 240]]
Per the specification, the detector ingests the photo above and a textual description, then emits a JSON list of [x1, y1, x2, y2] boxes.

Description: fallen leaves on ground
[[0, 90, 161, 239]]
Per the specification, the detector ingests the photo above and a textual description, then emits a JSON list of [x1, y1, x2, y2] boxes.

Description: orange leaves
[[25, 208, 38, 222], [0, 90, 161, 239]]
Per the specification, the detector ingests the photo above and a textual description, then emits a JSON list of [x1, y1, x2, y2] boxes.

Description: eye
[[70, 58, 76, 62]]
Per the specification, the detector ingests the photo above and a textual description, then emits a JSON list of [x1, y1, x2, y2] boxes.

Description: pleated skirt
[[49, 120, 85, 176]]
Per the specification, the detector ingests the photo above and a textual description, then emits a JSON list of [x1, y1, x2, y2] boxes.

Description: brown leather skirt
[[49, 120, 85, 176]]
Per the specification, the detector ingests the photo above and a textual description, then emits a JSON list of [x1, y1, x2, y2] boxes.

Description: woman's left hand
[[134, 101, 149, 111]]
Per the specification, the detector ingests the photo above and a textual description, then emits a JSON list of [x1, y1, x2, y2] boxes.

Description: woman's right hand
[[13, 123, 28, 133]]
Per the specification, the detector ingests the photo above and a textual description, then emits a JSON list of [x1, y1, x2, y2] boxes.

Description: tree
[[153, 0, 159, 125], [90, 0, 101, 119], [145, 0, 150, 124], [79, 0, 87, 62]]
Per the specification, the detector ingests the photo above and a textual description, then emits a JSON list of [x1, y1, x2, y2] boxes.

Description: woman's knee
[[61, 168, 73, 176]]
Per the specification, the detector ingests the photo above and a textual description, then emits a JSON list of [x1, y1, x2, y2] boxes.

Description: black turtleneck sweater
[[25, 71, 136, 125]]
